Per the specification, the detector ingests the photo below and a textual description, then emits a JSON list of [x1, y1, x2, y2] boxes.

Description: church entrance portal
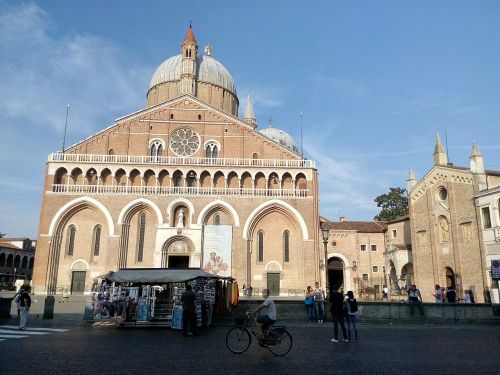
[[328, 257, 344, 291], [70, 271, 86, 294], [267, 273, 280, 296], [168, 256, 189, 268]]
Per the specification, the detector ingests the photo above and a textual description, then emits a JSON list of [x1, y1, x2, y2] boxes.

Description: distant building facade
[[0, 238, 36, 286], [407, 136, 500, 302], [32, 27, 320, 296]]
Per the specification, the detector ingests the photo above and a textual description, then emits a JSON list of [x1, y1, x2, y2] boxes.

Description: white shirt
[[262, 297, 277, 320], [313, 287, 324, 301]]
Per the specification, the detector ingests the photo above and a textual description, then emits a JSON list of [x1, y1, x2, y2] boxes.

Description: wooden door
[[267, 273, 280, 296], [71, 271, 86, 294]]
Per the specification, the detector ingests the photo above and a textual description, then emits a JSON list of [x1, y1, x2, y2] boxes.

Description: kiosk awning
[[106, 268, 223, 284]]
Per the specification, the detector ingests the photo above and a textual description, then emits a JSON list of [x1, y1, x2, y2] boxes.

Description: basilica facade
[[32, 27, 320, 295]]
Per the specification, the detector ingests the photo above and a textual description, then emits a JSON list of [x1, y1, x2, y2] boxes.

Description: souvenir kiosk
[[89, 268, 238, 328]]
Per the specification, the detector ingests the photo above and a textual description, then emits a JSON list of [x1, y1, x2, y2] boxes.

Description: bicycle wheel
[[226, 327, 251, 354], [268, 328, 292, 356]]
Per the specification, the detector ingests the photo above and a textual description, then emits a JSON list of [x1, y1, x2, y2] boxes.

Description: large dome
[[259, 127, 299, 154], [150, 54, 237, 95]]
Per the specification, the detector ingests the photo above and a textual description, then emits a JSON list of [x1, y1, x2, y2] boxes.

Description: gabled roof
[[322, 218, 387, 233], [65, 94, 303, 159]]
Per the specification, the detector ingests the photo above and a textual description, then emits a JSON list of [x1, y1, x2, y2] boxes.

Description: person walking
[[304, 286, 316, 323], [14, 290, 21, 318], [180, 284, 197, 336], [432, 285, 443, 303], [345, 291, 359, 341], [18, 287, 31, 331], [329, 285, 348, 343], [407, 284, 424, 317], [313, 281, 325, 323]]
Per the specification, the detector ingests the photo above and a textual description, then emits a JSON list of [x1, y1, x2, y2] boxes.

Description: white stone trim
[[196, 200, 240, 226], [166, 198, 195, 226], [117, 198, 163, 225], [242, 199, 309, 240], [48, 196, 115, 236], [70, 259, 89, 270]]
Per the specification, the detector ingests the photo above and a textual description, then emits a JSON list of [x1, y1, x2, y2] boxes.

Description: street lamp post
[[320, 223, 330, 292]]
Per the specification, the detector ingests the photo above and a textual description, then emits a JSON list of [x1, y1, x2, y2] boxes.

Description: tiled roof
[[0, 242, 22, 250], [183, 27, 197, 44], [387, 214, 410, 224], [323, 219, 387, 233]]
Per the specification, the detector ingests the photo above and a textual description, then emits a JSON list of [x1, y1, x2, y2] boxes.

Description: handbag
[[304, 296, 314, 305]]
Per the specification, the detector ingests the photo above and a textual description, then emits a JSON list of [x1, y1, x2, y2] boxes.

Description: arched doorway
[[161, 236, 194, 268], [445, 267, 455, 288], [328, 257, 344, 290]]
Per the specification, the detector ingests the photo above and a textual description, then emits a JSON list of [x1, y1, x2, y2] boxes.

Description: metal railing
[[48, 153, 316, 169], [51, 184, 310, 198]]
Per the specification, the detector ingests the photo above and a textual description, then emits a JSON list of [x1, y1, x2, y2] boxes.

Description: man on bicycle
[[248, 288, 276, 339]]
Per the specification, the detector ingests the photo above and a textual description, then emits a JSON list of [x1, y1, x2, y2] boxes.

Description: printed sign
[[202, 225, 233, 277], [492, 260, 500, 280]]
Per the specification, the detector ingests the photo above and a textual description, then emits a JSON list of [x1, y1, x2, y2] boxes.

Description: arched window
[[6, 254, 13, 268], [137, 212, 146, 262], [214, 214, 221, 225], [283, 230, 290, 263], [29, 257, 34, 270], [0, 253, 5, 267], [13, 255, 20, 268], [93, 225, 102, 257], [21, 256, 28, 269], [258, 231, 264, 263], [150, 141, 164, 158], [205, 142, 219, 158], [67, 225, 76, 256]]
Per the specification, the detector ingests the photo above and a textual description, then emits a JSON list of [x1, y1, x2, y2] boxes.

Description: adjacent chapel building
[[32, 27, 321, 295]]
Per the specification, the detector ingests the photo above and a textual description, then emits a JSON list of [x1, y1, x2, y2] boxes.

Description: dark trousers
[[332, 314, 347, 340], [182, 309, 197, 334], [409, 300, 424, 316]]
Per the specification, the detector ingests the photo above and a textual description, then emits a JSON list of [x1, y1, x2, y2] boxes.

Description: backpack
[[304, 296, 314, 305], [347, 299, 358, 313]]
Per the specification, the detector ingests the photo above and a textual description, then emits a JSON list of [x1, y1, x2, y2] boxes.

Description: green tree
[[374, 187, 408, 221]]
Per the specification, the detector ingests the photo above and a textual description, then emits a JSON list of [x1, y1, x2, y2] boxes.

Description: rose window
[[169, 128, 200, 156]]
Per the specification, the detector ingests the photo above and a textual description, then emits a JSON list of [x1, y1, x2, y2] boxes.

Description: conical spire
[[470, 141, 482, 157], [407, 168, 417, 191], [183, 25, 197, 44], [243, 93, 256, 128], [470, 141, 485, 174], [433, 133, 448, 166]]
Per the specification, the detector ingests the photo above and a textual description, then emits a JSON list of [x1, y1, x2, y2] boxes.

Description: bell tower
[[180, 25, 198, 95]]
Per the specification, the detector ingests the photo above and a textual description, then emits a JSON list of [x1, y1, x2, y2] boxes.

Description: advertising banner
[[203, 225, 233, 277]]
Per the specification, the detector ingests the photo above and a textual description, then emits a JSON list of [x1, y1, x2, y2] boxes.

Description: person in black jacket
[[328, 285, 348, 343]]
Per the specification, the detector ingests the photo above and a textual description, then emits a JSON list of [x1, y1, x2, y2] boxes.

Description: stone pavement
[[0, 318, 499, 375]]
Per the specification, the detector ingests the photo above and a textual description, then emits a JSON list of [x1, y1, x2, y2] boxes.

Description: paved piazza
[[0, 319, 498, 375]]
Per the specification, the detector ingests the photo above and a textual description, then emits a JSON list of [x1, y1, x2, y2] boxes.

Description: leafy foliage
[[374, 187, 408, 221]]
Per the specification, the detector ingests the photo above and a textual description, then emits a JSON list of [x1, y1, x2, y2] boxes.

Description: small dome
[[150, 54, 236, 95], [259, 127, 299, 154]]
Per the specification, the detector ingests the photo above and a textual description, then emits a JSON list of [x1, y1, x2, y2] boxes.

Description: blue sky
[[1, 1, 500, 237]]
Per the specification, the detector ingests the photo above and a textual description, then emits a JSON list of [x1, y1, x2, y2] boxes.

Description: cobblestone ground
[[0, 320, 499, 375]]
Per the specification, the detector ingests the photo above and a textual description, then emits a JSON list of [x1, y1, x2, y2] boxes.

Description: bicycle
[[225, 312, 293, 356]]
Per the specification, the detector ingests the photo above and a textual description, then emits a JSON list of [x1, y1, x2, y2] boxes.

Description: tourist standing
[[345, 291, 359, 341], [463, 290, 471, 303], [382, 285, 389, 301], [446, 287, 456, 303], [180, 284, 197, 336], [469, 290, 475, 303], [313, 281, 325, 323], [329, 285, 348, 343], [432, 285, 443, 303], [304, 286, 315, 322], [407, 284, 424, 316], [18, 287, 31, 330]]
